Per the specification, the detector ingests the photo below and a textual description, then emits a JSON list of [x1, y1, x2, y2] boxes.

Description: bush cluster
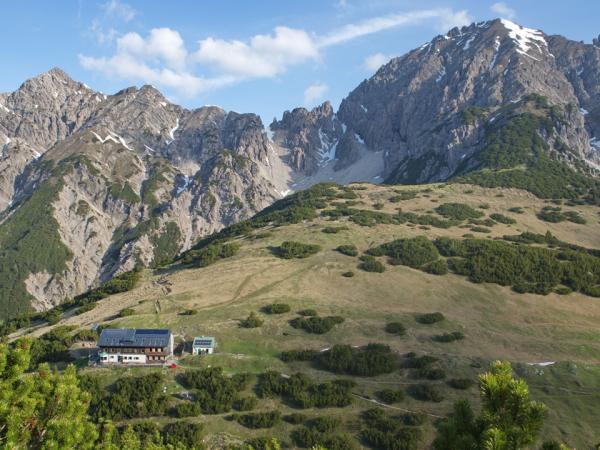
[[410, 384, 444, 402], [181, 242, 240, 267], [432, 331, 465, 343], [317, 344, 398, 376], [385, 322, 406, 336], [435, 236, 600, 297], [272, 241, 321, 259], [256, 371, 355, 408], [358, 255, 386, 273], [322, 226, 348, 234], [537, 206, 586, 224], [377, 389, 405, 404], [289, 315, 344, 334], [361, 408, 424, 450], [262, 303, 291, 314], [368, 236, 439, 269], [88, 373, 169, 420], [447, 378, 475, 390], [416, 312, 445, 324], [435, 203, 484, 220], [292, 417, 356, 450], [179, 367, 252, 414], [336, 244, 358, 257], [489, 213, 517, 224], [233, 411, 280, 429], [240, 312, 263, 328], [297, 308, 318, 316]]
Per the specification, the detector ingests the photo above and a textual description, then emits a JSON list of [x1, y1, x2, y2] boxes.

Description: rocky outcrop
[[336, 19, 599, 182]]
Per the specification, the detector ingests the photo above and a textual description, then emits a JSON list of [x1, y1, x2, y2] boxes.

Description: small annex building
[[98, 328, 173, 364], [192, 336, 216, 355]]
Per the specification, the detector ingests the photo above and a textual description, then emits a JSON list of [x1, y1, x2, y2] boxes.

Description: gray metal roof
[[98, 328, 171, 348], [193, 336, 215, 348]]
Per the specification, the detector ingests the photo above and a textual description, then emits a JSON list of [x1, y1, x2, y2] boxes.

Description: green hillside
[[8, 182, 600, 449]]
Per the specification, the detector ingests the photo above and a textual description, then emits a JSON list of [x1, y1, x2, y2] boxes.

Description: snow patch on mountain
[[500, 19, 548, 59]]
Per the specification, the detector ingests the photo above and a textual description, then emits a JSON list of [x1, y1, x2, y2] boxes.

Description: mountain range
[[1, 18, 599, 319]]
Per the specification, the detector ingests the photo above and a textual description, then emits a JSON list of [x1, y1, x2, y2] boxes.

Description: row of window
[[100, 347, 166, 353]]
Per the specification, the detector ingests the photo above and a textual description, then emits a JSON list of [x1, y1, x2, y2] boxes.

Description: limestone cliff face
[[0, 70, 288, 315]]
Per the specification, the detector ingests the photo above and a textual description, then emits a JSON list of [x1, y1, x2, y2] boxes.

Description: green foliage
[[289, 315, 344, 334], [433, 361, 547, 450], [470, 226, 491, 233], [109, 182, 141, 204], [279, 349, 320, 362], [0, 339, 99, 449], [435, 236, 600, 296], [456, 107, 600, 203], [368, 236, 440, 269], [342, 271, 355, 277], [490, 213, 517, 224], [322, 226, 348, 234], [461, 106, 487, 125], [416, 367, 446, 380], [537, 206, 586, 224], [0, 173, 73, 319], [416, 312, 445, 324], [233, 396, 258, 411], [262, 303, 291, 314], [180, 367, 252, 414], [508, 206, 525, 214], [358, 255, 386, 273], [256, 371, 355, 408], [292, 417, 356, 450], [92, 373, 169, 420], [432, 331, 465, 343], [297, 308, 318, 317], [385, 322, 406, 336], [240, 312, 264, 328], [162, 421, 205, 449], [271, 241, 321, 259], [435, 203, 484, 220], [179, 309, 198, 316], [361, 408, 423, 450], [283, 413, 307, 424], [422, 259, 449, 275], [410, 384, 444, 402], [234, 411, 281, 429], [376, 389, 405, 404], [336, 244, 358, 257], [182, 241, 240, 267], [317, 344, 398, 376], [118, 308, 135, 317], [447, 378, 475, 390], [151, 222, 182, 267]]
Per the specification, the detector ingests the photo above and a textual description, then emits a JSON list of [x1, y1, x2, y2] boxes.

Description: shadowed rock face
[[1, 18, 600, 317]]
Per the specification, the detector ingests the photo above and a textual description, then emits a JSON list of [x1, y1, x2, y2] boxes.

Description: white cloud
[[192, 26, 319, 78], [101, 0, 137, 22], [79, 28, 236, 96], [491, 2, 516, 20], [304, 83, 329, 104], [363, 52, 392, 71], [80, 7, 472, 96]]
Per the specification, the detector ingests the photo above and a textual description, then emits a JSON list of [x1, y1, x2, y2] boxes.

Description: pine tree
[[434, 361, 547, 450]]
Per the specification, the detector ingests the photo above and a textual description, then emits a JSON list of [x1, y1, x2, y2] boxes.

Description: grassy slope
[[15, 182, 600, 448]]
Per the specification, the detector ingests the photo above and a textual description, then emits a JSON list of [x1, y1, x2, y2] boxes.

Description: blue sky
[[2, 0, 599, 124]]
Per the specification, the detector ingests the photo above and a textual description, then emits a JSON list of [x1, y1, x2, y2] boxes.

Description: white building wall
[[100, 353, 147, 364]]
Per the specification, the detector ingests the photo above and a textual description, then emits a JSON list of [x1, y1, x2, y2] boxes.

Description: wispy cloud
[[79, 7, 472, 96], [304, 83, 329, 104], [490, 2, 516, 20], [363, 52, 393, 71], [101, 0, 137, 22], [318, 8, 471, 47]]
